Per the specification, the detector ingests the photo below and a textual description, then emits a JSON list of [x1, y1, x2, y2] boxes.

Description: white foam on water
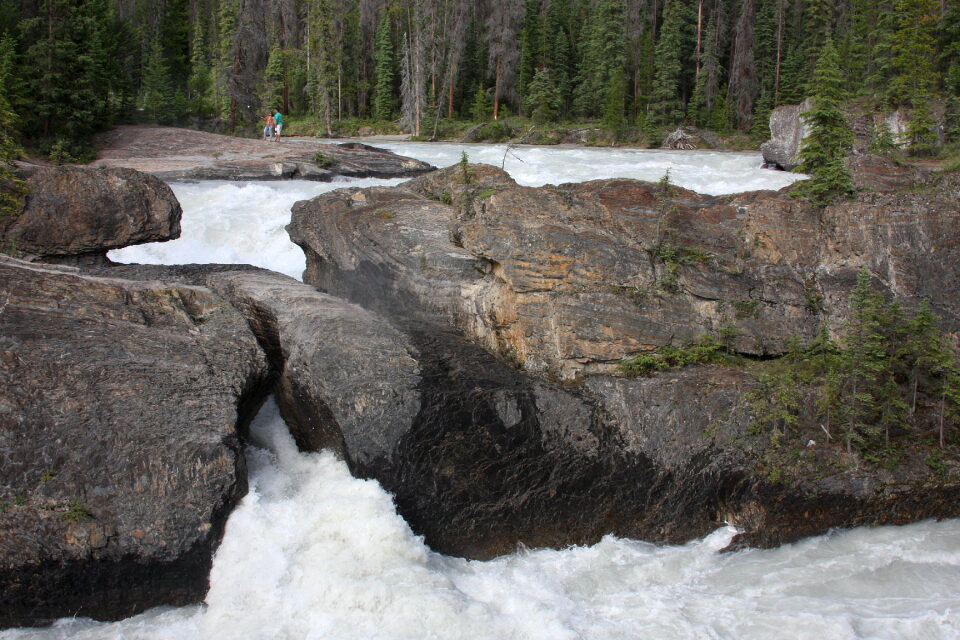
[[349, 141, 806, 195], [109, 177, 406, 280], [5, 401, 959, 640]]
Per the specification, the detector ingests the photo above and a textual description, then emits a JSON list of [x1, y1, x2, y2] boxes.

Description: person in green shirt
[[273, 109, 283, 141]]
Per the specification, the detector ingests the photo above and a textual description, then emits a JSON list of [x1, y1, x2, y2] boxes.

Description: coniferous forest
[[1, 0, 959, 160]]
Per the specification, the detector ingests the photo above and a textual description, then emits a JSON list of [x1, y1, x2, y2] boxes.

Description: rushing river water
[[6, 144, 959, 639]]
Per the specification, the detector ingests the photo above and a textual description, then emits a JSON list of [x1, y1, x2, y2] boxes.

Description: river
[[5, 143, 958, 640]]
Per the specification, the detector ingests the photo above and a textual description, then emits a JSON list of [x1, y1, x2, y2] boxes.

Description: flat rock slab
[[90, 126, 434, 181]]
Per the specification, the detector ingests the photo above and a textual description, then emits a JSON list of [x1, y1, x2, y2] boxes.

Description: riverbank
[[85, 125, 433, 182]]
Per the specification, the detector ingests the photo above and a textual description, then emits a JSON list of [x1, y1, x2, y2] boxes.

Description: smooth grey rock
[[760, 98, 812, 170]]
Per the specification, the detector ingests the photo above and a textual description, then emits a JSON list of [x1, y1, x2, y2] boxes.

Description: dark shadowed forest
[[0, 0, 958, 159]]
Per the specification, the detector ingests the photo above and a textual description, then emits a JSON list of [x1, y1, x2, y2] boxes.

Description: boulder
[[760, 98, 812, 170], [0, 256, 270, 627], [0, 166, 181, 266]]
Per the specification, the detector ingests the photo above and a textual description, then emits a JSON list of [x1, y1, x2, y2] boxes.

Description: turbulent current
[[6, 143, 959, 639]]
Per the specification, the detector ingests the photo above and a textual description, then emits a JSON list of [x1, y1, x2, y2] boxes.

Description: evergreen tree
[[141, 37, 175, 124], [471, 83, 492, 121], [649, 0, 693, 126], [777, 45, 806, 105], [522, 67, 561, 123], [839, 268, 899, 452], [261, 44, 286, 116], [20, 0, 115, 150], [941, 0, 960, 95], [372, 11, 395, 121], [905, 91, 937, 155], [602, 66, 627, 129], [572, 0, 626, 118], [944, 94, 960, 145], [887, 0, 939, 108], [0, 33, 25, 237], [187, 16, 214, 118], [518, 0, 542, 105], [793, 37, 854, 207]]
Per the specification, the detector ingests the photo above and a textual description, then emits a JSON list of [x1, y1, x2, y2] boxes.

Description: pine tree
[[518, 0, 542, 105], [944, 94, 960, 144], [0, 33, 25, 239], [840, 268, 898, 453], [793, 37, 854, 207], [523, 67, 562, 123], [602, 66, 627, 129], [187, 16, 214, 118], [20, 0, 115, 149], [777, 45, 806, 105], [905, 91, 937, 155], [572, 0, 626, 118], [141, 37, 175, 124], [372, 11, 395, 121], [471, 83, 491, 121], [887, 0, 939, 108], [649, 0, 693, 126]]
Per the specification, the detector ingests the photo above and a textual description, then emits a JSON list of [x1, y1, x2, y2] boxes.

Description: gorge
[[1, 141, 959, 638]]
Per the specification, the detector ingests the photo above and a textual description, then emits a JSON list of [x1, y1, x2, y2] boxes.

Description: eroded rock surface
[[285, 162, 960, 556], [1, 166, 181, 265], [0, 257, 269, 627], [91, 126, 433, 181], [290, 163, 960, 380], [760, 99, 813, 170]]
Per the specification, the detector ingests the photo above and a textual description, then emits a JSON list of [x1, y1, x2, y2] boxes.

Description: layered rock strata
[[284, 161, 960, 558], [290, 162, 960, 380]]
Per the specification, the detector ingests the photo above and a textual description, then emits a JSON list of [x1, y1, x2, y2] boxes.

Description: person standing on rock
[[262, 113, 274, 140], [273, 108, 283, 141]]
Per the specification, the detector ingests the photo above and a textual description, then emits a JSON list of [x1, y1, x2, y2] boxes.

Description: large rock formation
[[90, 126, 434, 182], [284, 162, 960, 558], [1, 165, 181, 265], [0, 257, 269, 627], [289, 163, 960, 380]]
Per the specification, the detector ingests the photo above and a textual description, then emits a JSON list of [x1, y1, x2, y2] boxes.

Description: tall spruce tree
[[372, 11, 395, 120], [793, 36, 854, 207], [572, 0, 626, 118], [649, 0, 693, 126], [141, 36, 176, 124], [20, 0, 116, 150], [888, 0, 939, 107]]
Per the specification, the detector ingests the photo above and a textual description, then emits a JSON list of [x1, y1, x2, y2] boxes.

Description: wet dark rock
[[285, 162, 960, 557], [0, 256, 270, 627]]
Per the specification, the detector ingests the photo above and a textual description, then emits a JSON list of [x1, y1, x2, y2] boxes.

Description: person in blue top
[[273, 108, 283, 141]]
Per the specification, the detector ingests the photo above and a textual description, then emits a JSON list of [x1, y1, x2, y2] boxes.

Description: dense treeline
[[0, 0, 959, 156]]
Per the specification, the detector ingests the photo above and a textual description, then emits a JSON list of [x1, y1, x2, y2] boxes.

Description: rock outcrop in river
[[90, 126, 434, 181], [1, 165, 181, 266], [287, 159, 960, 556], [0, 257, 268, 627]]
